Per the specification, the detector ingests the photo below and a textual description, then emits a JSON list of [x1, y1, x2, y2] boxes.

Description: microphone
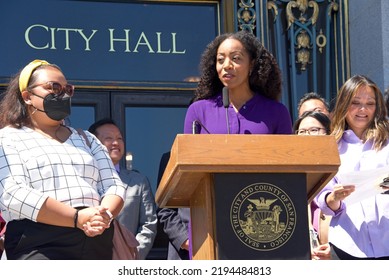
[[222, 87, 229, 108], [192, 120, 210, 134], [222, 87, 230, 134], [192, 120, 199, 134]]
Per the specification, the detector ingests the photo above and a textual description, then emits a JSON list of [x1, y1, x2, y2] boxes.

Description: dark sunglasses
[[28, 81, 75, 98]]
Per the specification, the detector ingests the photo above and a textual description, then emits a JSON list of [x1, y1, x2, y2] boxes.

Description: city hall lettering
[[25, 24, 186, 54]]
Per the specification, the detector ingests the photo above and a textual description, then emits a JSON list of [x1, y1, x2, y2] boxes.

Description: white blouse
[[0, 126, 126, 222]]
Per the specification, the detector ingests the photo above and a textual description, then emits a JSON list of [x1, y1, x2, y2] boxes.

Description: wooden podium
[[155, 134, 340, 260]]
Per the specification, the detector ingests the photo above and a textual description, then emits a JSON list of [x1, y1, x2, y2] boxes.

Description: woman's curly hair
[[194, 31, 282, 102]]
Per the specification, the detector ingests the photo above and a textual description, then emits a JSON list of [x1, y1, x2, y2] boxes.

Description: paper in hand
[[337, 165, 389, 205]]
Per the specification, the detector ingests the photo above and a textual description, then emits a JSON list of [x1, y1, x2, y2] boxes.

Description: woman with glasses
[[315, 75, 389, 259], [0, 59, 126, 259], [294, 110, 332, 260], [294, 110, 331, 135]]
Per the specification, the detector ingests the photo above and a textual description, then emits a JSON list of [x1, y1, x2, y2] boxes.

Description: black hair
[[297, 92, 329, 114], [194, 30, 282, 101], [293, 110, 331, 134], [88, 118, 117, 136]]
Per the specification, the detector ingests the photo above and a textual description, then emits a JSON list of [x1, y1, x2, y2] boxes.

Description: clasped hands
[[76, 206, 113, 237], [311, 243, 331, 260]]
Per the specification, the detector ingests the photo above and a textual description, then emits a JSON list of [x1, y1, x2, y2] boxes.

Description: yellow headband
[[18, 59, 50, 92]]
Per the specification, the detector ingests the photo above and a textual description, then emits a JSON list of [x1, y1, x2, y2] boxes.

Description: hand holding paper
[[337, 165, 389, 205]]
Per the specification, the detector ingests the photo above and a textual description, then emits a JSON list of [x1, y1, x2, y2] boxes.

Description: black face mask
[[31, 93, 71, 121]]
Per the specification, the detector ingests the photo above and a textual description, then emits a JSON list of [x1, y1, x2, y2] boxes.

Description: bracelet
[[106, 209, 113, 219], [106, 210, 113, 225], [74, 209, 80, 228]]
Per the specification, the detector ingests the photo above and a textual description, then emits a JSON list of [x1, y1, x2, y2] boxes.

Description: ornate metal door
[[231, 0, 349, 119]]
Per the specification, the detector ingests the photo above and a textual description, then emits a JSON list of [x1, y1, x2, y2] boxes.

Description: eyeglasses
[[296, 127, 326, 135], [28, 81, 75, 98]]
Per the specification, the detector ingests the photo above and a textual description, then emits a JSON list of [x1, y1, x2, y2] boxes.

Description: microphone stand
[[225, 109, 230, 134], [222, 87, 230, 134]]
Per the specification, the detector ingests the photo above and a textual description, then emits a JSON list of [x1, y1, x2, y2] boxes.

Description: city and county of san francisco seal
[[230, 182, 297, 251]]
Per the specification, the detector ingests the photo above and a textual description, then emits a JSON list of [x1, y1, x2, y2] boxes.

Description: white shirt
[[316, 130, 389, 258], [0, 126, 126, 222]]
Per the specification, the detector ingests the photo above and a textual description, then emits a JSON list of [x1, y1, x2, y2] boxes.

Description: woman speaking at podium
[[158, 31, 293, 260]]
